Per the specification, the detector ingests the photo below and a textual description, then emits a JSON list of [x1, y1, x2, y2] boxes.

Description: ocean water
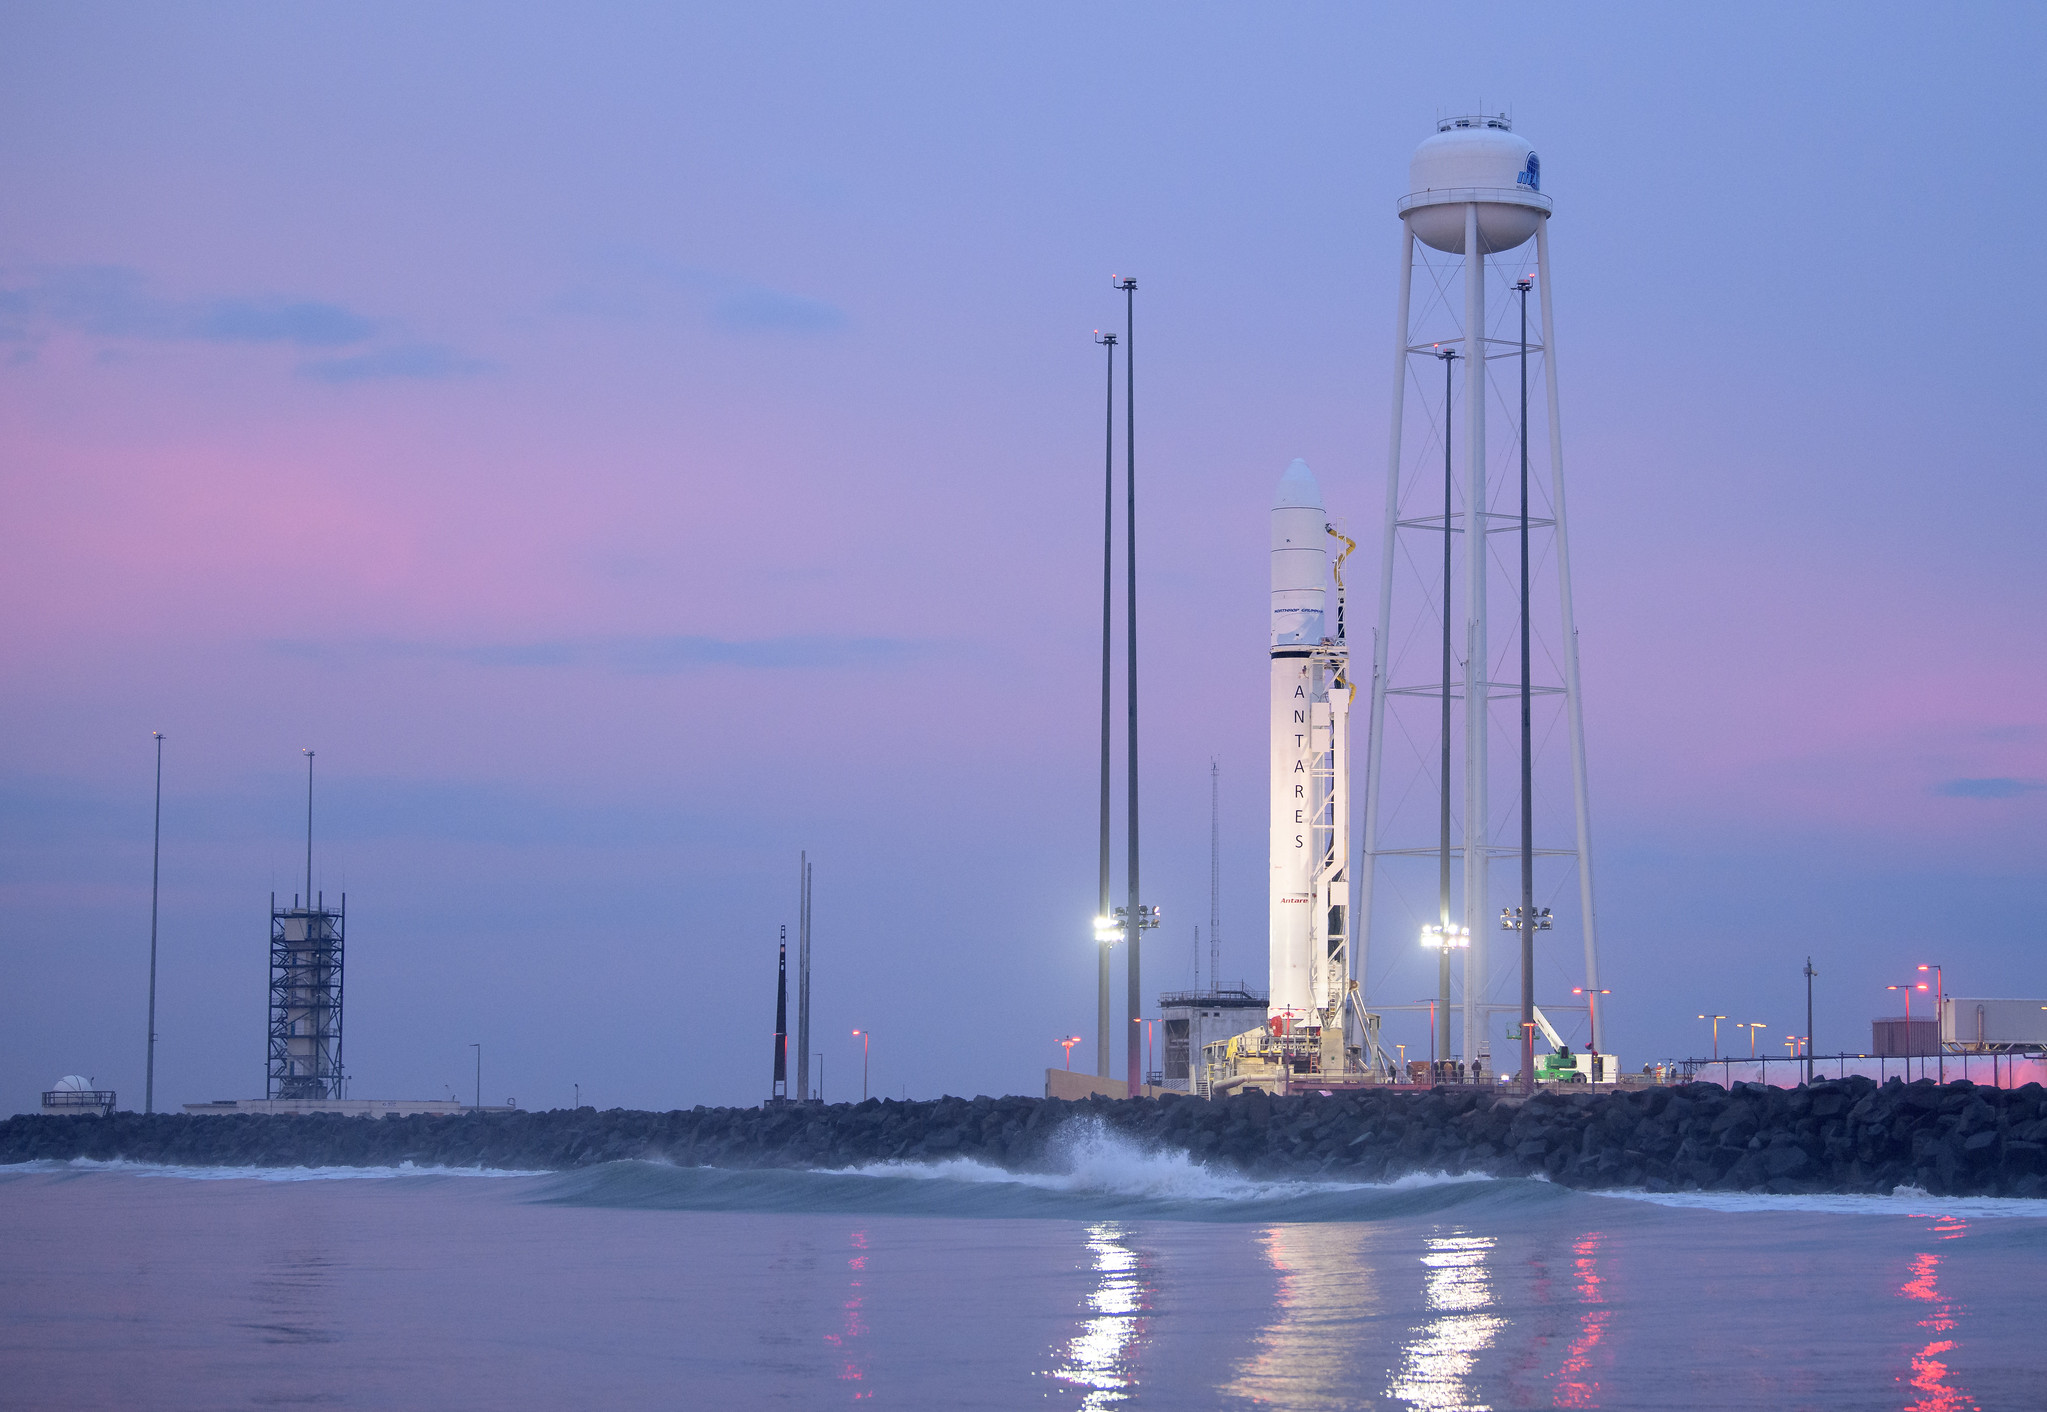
[[1, 1122, 2041, 1410]]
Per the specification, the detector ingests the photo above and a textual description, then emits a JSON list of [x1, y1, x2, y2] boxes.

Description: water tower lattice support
[[1356, 115, 1602, 1070]]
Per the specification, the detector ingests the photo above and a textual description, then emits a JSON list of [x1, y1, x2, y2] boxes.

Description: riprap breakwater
[[6, 1076, 2044, 1197]]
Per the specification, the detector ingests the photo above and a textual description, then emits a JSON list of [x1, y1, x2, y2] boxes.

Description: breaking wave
[[528, 1120, 1544, 1223], [1591, 1185, 2047, 1220]]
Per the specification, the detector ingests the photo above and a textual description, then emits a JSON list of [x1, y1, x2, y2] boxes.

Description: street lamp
[[1503, 908, 1552, 1094], [1093, 913, 1120, 1079], [1918, 964, 1945, 1084], [1420, 925, 1468, 1073], [1698, 1014, 1729, 1060], [1424, 916, 1473, 1064], [1572, 988, 1611, 1068], [1060, 1036, 1082, 1071], [1739, 1021, 1767, 1058], [1886, 983, 1928, 1081], [852, 1030, 870, 1102], [468, 1043, 481, 1112]]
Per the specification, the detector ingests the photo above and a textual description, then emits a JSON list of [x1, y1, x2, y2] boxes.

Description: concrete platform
[[1043, 1069, 1171, 1101]]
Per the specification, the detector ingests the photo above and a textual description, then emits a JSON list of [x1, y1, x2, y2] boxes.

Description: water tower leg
[[1535, 221, 1602, 1052], [1359, 226, 1415, 1014]]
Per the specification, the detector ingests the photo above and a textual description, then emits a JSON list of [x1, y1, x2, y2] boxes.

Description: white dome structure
[[1399, 114, 1549, 254], [42, 1074, 114, 1115]]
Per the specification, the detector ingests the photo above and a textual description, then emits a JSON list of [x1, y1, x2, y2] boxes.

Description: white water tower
[[1356, 115, 1603, 1071]]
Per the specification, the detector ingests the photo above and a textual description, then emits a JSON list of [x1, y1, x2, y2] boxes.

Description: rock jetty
[[5, 1077, 2043, 1197]]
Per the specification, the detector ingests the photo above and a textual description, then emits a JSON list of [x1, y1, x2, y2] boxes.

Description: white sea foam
[[8, 1158, 545, 1182], [1589, 1184, 2047, 1220], [827, 1119, 1493, 1206]]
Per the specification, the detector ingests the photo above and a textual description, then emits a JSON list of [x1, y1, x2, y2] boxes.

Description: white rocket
[[1269, 459, 1352, 1033]]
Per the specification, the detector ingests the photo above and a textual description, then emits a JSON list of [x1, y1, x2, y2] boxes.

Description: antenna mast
[[1209, 758, 1220, 991], [302, 748, 314, 904]]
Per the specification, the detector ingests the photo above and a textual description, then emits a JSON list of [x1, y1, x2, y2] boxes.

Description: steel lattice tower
[[267, 891, 345, 1099]]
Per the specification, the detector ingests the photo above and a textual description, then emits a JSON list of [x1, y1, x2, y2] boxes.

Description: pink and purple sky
[[3, 5, 2042, 1109]]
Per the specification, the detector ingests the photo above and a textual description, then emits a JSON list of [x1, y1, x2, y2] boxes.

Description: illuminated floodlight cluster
[[1419, 923, 1470, 950]]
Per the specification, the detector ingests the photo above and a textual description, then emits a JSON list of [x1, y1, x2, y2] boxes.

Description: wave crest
[[531, 1118, 1537, 1223]]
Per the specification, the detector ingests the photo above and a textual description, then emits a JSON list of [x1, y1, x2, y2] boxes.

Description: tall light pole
[[852, 1029, 869, 1102], [1504, 906, 1551, 1092], [1738, 1021, 1766, 1058], [1699, 1014, 1728, 1060], [1805, 957, 1820, 1085], [145, 732, 164, 1115], [1435, 345, 1458, 1063], [1094, 328, 1117, 1079], [469, 1043, 480, 1112], [1421, 925, 1468, 1073], [1918, 963, 1943, 1084], [1060, 1036, 1081, 1071], [1114, 273, 1142, 1096], [1514, 276, 1536, 1098]]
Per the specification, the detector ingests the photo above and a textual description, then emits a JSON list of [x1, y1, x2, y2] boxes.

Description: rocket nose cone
[[1273, 458, 1324, 510]]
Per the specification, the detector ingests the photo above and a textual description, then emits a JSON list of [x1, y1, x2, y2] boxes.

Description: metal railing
[[1670, 1049, 2047, 1089], [41, 1089, 115, 1113]]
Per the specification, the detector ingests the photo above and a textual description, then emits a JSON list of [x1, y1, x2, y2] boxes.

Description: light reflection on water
[[1548, 1232, 1610, 1409], [1899, 1217, 1976, 1412], [1049, 1223, 1148, 1408], [820, 1228, 871, 1398], [1222, 1224, 1381, 1409], [1385, 1232, 1506, 1411]]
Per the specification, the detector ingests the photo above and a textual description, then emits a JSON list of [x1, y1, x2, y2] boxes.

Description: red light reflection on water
[[821, 1229, 871, 1399], [1549, 1232, 1610, 1409], [1898, 1219, 1975, 1412]]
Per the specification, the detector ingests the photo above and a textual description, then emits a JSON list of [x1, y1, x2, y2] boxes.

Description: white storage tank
[[1400, 114, 1550, 254], [1942, 998, 2047, 1051]]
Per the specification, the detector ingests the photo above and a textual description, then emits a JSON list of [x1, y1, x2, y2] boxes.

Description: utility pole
[[469, 1043, 480, 1112], [146, 732, 164, 1115]]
